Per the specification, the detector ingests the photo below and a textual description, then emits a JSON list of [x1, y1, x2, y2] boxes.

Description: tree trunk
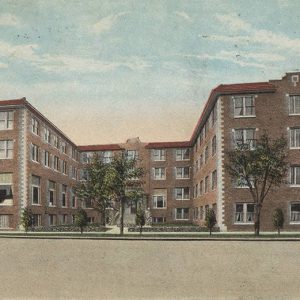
[[101, 209, 106, 226], [254, 204, 261, 236], [80, 227, 83, 234], [278, 227, 280, 236], [140, 225, 142, 235], [120, 199, 125, 235], [209, 227, 212, 236]]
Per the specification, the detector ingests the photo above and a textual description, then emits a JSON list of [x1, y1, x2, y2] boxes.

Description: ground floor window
[[290, 203, 300, 223], [0, 214, 10, 228], [32, 214, 41, 227], [152, 217, 166, 223], [235, 203, 254, 223], [0, 173, 13, 203], [87, 217, 94, 224], [175, 208, 189, 220], [49, 214, 56, 226]]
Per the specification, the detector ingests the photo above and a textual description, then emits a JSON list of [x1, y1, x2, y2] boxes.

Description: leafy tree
[[272, 208, 284, 235], [21, 207, 33, 233], [205, 208, 216, 236], [136, 207, 146, 235], [74, 154, 111, 226], [75, 208, 88, 234], [105, 154, 145, 235], [226, 133, 288, 236]]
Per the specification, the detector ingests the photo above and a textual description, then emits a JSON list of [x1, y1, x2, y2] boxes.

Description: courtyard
[[0, 238, 299, 299]]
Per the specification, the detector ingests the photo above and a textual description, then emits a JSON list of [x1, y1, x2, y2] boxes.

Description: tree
[[21, 207, 33, 233], [226, 133, 288, 236], [136, 208, 146, 235], [75, 208, 88, 234], [205, 208, 216, 236], [273, 208, 284, 235], [105, 154, 145, 235], [74, 154, 111, 226]]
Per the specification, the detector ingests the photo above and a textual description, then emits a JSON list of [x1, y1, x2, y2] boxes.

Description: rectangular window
[[212, 170, 217, 190], [62, 185, 67, 207], [235, 203, 254, 223], [53, 135, 59, 148], [205, 176, 209, 193], [175, 148, 190, 161], [0, 215, 10, 228], [53, 156, 59, 171], [290, 128, 300, 148], [61, 141, 67, 154], [152, 217, 166, 223], [199, 206, 204, 220], [31, 175, 40, 205], [289, 95, 300, 115], [153, 167, 166, 180], [153, 189, 167, 208], [212, 136, 217, 156], [152, 149, 166, 161], [48, 180, 56, 206], [62, 160, 67, 174], [204, 146, 209, 163], [175, 208, 189, 220], [175, 167, 190, 179], [290, 166, 300, 185], [290, 203, 300, 222], [200, 154, 203, 168], [102, 151, 112, 163], [0, 111, 13, 130], [31, 118, 39, 135], [44, 128, 51, 143], [31, 144, 39, 162], [0, 140, 13, 159], [49, 214, 56, 226], [234, 96, 255, 117], [126, 150, 138, 160], [81, 152, 94, 164], [32, 214, 41, 227], [0, 173, 13, 203], [234, 128, 256, 149], [200, 180, 203, 195], [175, 187, 190, 200], [71, 166, 77, 179], [70, 189, 76, 208]]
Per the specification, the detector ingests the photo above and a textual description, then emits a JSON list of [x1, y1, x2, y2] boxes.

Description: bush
[[135, 208, 146, 235], [21, 207, 33, 233], [74, 209, 88, 234], [272, 208, 284, 235], [205, 208, 217, 236]]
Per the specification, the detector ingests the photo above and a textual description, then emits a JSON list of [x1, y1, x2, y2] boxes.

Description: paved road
[[0, 238, 299, 299]]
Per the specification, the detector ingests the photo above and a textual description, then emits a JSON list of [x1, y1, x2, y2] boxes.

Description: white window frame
[[290, 166, 300, 186], [102, 151, 112, 163], [0, 140, 13, 159], [44, 151, 50, 167], [126, 150, 138, 160], [0, 215, 10, 228], [31, 175, 40, 205], [290, 127, 300, 149], [233, 96, 255, 118], [211, 170, 217, 190], [233, 128, 256, 150], [53, 156, 59, 171], [175, 208, 189, 220], [61, 185, 67, 207], [32, 214, 42, 227], [234, 203, 255, 224], [289, 95, 300, 115], [152, 149, 166, 161], [31, 118, 39, 135], [175, 167, 190, 179], [48, 181, 56, 206], [175, 187, 190, 200], [44, 128, 51, 143], [290, 202, 300, 224], [0, 111, 13, 130], [175, 148, 190, 161], [153, 167, 166, 180], [31, 144, 39, 163], [153, 195, 166, 209], [0, 173, 13, 205]]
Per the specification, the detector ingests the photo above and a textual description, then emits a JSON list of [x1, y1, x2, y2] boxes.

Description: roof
[[0, 97, 78, 147], [145, 141, 191, 149], [189, 81, 276, 143], [78, 144, 123, 151]]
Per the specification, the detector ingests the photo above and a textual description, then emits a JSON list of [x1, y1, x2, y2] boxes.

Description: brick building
[[1, 72, 300, 231]]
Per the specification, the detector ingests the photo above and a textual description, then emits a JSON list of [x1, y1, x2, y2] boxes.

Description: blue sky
[[0, 0, 300, 144]]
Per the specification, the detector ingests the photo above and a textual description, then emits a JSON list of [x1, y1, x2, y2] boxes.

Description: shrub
[[205, 208, 217, 236], [272, 208, 284, 235]]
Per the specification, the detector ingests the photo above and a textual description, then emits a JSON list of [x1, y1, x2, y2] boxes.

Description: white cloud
[[175, 11, 192, 22], [0, 13, 20, 27], [0, 62, 8, 68], [216, 13, 251, 32], [91, 12, 128, 34]]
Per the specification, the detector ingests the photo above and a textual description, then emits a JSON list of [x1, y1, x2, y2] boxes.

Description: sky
[[0, 0, 300, 145]]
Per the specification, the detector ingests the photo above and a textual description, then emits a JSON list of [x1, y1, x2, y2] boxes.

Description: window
[[204, 122, 208, 137], [126, 150, 138, 160], [102, 151, 112, 163], [0, 215, 10, 228], [153, 168, 166, 180], [87, 217, 95, 224], [152, 149, 165, 161], [175, 148, 190, 161], [290, 166, 300, 185], [62, 160, 67, 174], [31, 118, 39, 135], [212, 136, 217, 156], [289, 95, 300, 115], [71, 166, 77, 179], [44, 151, 50, 167], [61, 185, 67, 207], [290, 203, 300, 222], [234, 96, 255, 117], [61, 214, 68, 224], [81, 152, 94, 164], [290, 128, 300, 148], [0, 111, 13, 130], [204, 146, 209, 163], [212, 104, 217, 126], [71, 189, 76, 208], [49, 214, 56, 226], [31, 175, 40, 205], [0, 173, 13, 203], [175, 187, 190, 200], [235, 203, 254, 223], [48, 180, 56, 206], [61, 141, 67, 154], [200, 180, 203, 195], [84, 198, 93, 208], [152, 217, 166, 223], [175, 208, 189, 220], [199, 154, 203, 168], [234, 177, 254, 188], [32, 214, 41, 227], [234, 128, 256, 149], [53, 135, 59, 148], [153, 189, 167, 208], [44, 128, 50, 143], [0, 140, 13, 159], [31, 144, 39, 162], [205, 176, 209, 193], [175, 167, 190, 179], [53, 156, 59, 171], [71, 147, 77, 160], [212, 170, 217, 190]]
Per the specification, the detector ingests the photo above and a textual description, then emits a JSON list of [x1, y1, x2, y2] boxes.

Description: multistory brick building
[[1, 72, 300, 231]]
